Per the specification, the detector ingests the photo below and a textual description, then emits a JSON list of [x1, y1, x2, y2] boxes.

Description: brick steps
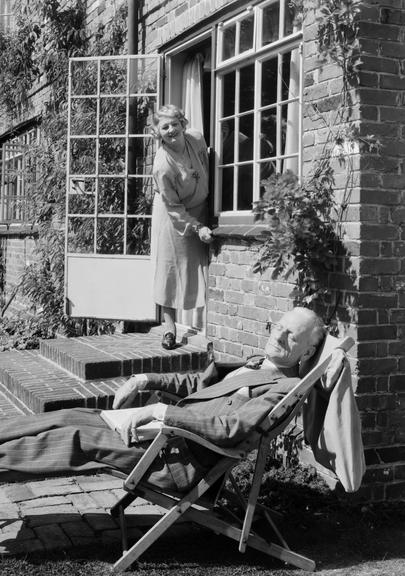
[[40, 331, 207, 380], [0, 331, 210, 414]]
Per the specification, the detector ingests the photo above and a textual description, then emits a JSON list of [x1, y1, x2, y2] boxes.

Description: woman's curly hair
[[151, 104, 189, 138]]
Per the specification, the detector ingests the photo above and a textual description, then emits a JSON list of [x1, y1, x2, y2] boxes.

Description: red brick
[[360, 258, 400, 275], [385, 481, 405, 500], [359, 21, 400, 41], [357, 359, 398, 377]]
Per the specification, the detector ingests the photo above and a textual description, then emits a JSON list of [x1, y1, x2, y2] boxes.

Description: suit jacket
[[143, 364, 300, 448]]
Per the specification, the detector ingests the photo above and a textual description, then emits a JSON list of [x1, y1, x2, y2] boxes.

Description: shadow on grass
[[0, 495, 404, 576]]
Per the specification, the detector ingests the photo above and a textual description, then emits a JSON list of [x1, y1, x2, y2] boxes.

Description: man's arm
[[121, 378, 298, 448], [113, 366, 218, 410]]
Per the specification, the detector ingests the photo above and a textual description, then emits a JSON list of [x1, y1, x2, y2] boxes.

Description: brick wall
[[207, 236, 295, 361], [354, 1, 405, 501]]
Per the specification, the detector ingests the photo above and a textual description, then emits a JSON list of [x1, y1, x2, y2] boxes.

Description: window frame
[[214, 0, 303, 219], [0, 0, 14, 32], [0, 127, 38, 224], [161, 0, 303, 225]]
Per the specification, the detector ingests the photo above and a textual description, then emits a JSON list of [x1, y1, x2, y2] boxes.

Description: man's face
[[264, 309, 316, 368]]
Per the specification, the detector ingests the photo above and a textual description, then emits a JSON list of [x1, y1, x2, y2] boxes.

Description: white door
[[65, 55, 160, 321]]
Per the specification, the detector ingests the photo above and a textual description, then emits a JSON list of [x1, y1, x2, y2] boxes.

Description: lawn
[[0, 497, 403, 576]]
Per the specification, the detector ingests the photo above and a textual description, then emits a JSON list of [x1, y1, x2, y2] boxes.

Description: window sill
[[0, 223, 38, 237], [212, 223, 268, 239]]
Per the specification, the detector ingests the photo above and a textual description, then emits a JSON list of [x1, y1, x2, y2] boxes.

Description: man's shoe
[[162, 332, 176, 350]]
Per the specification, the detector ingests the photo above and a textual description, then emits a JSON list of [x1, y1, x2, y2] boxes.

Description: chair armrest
[[160, 425, 246, 459], [123, 425, 245, 491]]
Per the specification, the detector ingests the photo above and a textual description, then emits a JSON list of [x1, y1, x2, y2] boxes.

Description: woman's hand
[[113, 374, 148, 409], [198, 226, 214, 244]]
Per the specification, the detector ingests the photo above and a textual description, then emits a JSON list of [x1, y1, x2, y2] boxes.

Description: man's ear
[[302, 344, 316, 363], [298, 345, 316, 378]]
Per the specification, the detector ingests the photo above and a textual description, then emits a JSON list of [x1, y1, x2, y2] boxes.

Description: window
[[0, 0, 13, 32], [214, 0, 302, 215], [67, 56, 159, 256], [0, 128, 38, 223]]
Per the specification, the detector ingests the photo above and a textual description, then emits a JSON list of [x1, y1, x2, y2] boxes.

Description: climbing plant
[[253, 0, 375, 311]]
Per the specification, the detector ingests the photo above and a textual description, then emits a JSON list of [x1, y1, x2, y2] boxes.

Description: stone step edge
[[0, 351, 127, 413], [39, 338, 210, 380], [0, 380, 34, 416]]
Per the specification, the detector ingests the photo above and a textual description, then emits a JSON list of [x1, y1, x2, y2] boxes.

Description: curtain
[[284, 45, 300, 174], [182, 53, 204, 134], [179, 53, 206, 331]]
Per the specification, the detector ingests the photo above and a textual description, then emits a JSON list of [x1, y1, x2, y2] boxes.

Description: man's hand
[[113, 374, 148, 409], [120, 404, 157, 446], [322, 349, 347, 391]]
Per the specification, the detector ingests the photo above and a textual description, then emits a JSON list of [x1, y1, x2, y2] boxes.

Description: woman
[[151, 105, 213, 350]]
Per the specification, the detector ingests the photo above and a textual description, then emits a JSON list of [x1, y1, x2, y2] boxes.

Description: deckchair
[[108, 333, 354, 572]]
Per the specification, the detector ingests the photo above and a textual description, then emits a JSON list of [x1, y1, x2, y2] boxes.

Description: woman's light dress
[[151, 130, 209, 310]]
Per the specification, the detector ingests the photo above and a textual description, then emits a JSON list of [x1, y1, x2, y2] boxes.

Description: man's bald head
[[264, 307, 326, 369]]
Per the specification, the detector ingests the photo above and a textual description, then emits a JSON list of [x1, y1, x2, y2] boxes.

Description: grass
[[0, 516, 403, 576], [0, 470, 404, 576], [0, 453, 403, 575]]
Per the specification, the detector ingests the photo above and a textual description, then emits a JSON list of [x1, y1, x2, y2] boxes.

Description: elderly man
[[0, 307, 342, 491]]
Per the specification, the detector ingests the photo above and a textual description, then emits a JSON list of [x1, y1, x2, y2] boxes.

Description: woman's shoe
[[162, 332, 176, 350]]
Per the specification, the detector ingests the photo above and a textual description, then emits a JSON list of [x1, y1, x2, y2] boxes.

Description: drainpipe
[[128, 1, 138, 178], [128, 0, 138, 56]]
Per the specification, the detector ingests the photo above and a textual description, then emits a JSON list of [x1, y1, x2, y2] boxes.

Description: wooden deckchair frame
[[108, 334, 355, 572]]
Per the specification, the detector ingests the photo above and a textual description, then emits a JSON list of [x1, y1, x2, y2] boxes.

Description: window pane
[[261, 58, 278, 107], [128, 95, 156, 134], [71, 61, 98, 95], [128, 137, 155, 175], [222, 24, 236, 60], [98, 177, 125, 213], [98, 138, 125, 174], [222, 72, 236, 117], [221, 119, 235, 164], [127, 218, 151, 255], [127, 177, 154, 215], [281, 103, 299, 156], [237, 164, 253, 210], [68, 217, 94, 253], [70, 139, 96, 174], [240, 64, 255, 113], [239, 115, 254, 161], [68, 178, 95, 214], [100, 59, 127, 95], [284, 2, 302, 36], [96, 217, 124, 254], [70, 98, 97, 136], [220, 167, 234, 211], [99, 97, 126, 135], [282, 50, 300, 102], [240, 14, 254, 53], [260, 110, 277, 158], [262, 1, 280, 46], [128, 57, 158, 94]]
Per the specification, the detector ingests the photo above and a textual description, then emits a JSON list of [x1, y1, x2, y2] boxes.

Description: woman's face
[[157, 115, 185, 149]]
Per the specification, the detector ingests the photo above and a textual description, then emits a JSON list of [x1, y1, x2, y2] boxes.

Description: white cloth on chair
[[303, 362, 366, 492]]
